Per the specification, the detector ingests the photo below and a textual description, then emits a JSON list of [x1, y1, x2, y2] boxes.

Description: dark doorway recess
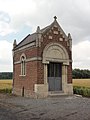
[[48, 62, 62, 91]]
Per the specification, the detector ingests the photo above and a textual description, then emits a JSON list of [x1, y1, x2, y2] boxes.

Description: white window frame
[[20, 54, 26, 76]]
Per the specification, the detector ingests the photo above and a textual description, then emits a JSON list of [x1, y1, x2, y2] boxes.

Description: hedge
[[73, 86, 90, 97], [0, 88, 12, 94]]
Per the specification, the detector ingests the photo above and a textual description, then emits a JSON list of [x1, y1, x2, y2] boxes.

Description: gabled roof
[[41, 19, 67, 39], [14, 17, 68, 50], [14, 33, 36, 50]]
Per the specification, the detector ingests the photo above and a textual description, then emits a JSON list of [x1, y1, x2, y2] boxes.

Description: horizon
[[0, 0, 90, 71]]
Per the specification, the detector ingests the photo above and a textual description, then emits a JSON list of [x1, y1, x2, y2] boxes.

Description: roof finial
[[36, 26, 41, 33], [13, 39, 17, 48], [54, 16, 57, 21], [68, 33, 72, 40]]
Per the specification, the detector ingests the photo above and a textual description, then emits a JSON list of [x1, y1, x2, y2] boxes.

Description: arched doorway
[[43, 43, 69, 92]]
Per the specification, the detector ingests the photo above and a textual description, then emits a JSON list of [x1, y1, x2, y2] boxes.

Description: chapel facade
[[13, 17, 73, 98]]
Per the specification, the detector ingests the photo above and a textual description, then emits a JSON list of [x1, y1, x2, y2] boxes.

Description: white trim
[[14, 61, 21, 64], [26, 57, 42, 62], [19, 75, 26, 77], [20, 53, 26, 61], [20, 54, 26, 76], [14, 57, 42, 64], [15, 42, 35, 52]]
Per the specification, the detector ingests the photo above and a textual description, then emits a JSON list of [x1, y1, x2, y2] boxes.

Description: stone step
[[48, 91, 68, 97]]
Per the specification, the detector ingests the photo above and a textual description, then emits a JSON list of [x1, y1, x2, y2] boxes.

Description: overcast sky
[[0, 0, 90, 72]]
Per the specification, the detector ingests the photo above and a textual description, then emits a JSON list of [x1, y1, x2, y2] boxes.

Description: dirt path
[[0, 93, 90, 120]]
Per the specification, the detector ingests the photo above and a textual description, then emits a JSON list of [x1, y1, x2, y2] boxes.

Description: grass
[[73, 79, 90, 88], [0, 79, 90, 89], [73, 79, 90, 97], [0, 79, 13, 89], [0, 79, 90, 95]]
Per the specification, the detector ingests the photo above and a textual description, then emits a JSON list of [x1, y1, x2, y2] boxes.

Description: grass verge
[[0, 88, 12, 94], [0, 80, 12, 94], [73, 86, 90, 97]]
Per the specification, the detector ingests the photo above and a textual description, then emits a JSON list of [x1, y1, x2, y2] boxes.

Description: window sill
[[19, 75, 26, 77]]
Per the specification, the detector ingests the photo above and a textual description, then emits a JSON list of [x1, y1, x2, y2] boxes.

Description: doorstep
[[48, 91, 68, 97]]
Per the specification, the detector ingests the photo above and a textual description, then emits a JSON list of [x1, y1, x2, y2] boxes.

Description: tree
[[0, 72, 13, 79], [72, 69, 90, 79]]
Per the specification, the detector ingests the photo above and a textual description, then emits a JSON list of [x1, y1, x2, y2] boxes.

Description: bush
[[73, 86, 90, 97], [0, 88, 12, 94], [83, 88, 90, 97]]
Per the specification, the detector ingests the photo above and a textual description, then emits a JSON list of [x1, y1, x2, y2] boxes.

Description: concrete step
[[48, 91, 68, 97]]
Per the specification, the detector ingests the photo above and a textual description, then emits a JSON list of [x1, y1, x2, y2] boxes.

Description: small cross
[[54, 16, 57, 20]]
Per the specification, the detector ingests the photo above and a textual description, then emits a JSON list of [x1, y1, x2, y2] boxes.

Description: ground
[[0, 93, 90, 120]]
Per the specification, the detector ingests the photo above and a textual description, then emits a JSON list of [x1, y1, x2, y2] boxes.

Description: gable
[[41, 18, 68, 40], [13, 16, 71, 51]]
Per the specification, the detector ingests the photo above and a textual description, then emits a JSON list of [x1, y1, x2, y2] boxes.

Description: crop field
[[0, 79, 13, 89], [73, 79, 90, 88], [0, 79, 90, 89]]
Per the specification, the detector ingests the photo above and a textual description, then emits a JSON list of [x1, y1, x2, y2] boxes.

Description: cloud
[[0, 0, 90, 44], [0, 11, 15, 36], [0, 0, 36, 35], [0, 11, 10, 23], [0, 40, 13, 72], [72, 40, 90, 69], [0, 21, 15, 36], [0, 0, 90, 71]]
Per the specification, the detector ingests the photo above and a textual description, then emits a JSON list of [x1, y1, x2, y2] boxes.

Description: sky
[[0, 0, 90, 72]]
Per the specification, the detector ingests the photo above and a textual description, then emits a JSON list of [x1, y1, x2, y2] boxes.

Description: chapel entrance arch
[[43, 43, 69, 92]]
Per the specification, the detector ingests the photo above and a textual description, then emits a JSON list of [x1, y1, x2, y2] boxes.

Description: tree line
[[0, 69, 90, 79], [0, 72, 13, 79], [72, 69, 90, 79]]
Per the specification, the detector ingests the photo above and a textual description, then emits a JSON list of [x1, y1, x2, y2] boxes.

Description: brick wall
[[14, 47, 38, 62], [67, 62, 72, 83], [13, 60, 38, 93], [37, 61, 44, 84]]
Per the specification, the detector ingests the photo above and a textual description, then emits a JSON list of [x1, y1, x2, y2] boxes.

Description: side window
[[21, 55, 26, 76]]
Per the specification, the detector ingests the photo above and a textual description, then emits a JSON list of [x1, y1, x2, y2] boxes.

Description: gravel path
[[0, 93, 90, 120]]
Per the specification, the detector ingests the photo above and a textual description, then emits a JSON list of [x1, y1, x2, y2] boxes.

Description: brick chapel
[[13, 16, 73, 98]]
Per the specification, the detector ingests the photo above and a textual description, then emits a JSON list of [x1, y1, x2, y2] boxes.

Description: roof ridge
[[15, 34, 30, 48]]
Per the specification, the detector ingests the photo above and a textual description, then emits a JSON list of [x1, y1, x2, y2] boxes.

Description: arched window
[[21, 55, 26, 75]]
